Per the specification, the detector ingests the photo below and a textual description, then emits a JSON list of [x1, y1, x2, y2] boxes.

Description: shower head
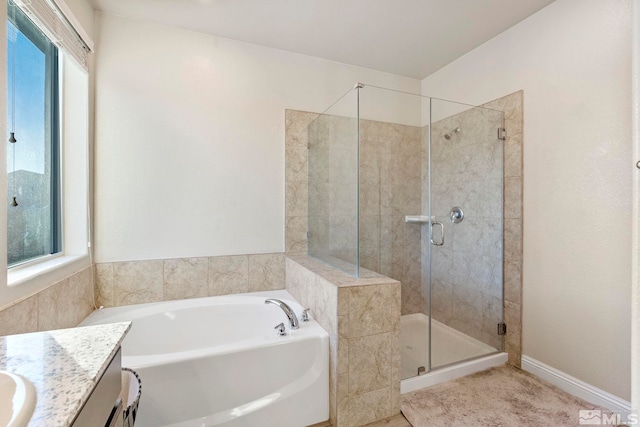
[[444, 127, 461, 140]]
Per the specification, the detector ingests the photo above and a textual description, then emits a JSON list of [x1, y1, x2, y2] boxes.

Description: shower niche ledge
[[404, 215, 434, 223]]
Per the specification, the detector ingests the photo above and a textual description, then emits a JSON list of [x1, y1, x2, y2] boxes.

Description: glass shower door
[[429, 99, 505, 369], [311, 84, 508, 379]]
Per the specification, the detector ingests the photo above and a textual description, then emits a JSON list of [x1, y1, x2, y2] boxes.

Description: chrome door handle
[[430, 221, 444, 246]]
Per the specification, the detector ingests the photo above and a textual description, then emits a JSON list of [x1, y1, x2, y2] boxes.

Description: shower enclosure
[[307, 84, 505, 380]]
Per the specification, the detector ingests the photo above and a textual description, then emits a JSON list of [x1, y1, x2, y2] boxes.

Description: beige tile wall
[[307, 113, 360, 271], [0, 266, 95, 336], [426, 105, 505, 350], [287, 110, 424, 316], [285, 110, 318, 254], [0, 252, 285, 336], [483, 91, 524, 367], [359, 120, 423, 316], [94, 253, 285, 307], [422, 92, 523, 361], [286, 255, 400, 427]]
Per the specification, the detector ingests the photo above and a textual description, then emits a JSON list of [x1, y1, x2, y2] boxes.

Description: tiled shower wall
[[359, 121, 424, 315], [307, 114, 359, 268], [0, 266, 94, 336], [422, 92, 523, 361], [285, 111, 318, 254], [426, 107, 505, 350], [287, 110, 424, 316], [485, 91, 524, 367], [290, 107, 508, 350]]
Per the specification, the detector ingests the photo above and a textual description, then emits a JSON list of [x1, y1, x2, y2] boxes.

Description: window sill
[[8, 253, 91, 288]]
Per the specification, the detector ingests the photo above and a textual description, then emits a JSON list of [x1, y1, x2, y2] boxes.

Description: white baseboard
[[521, 355, 631, 416]]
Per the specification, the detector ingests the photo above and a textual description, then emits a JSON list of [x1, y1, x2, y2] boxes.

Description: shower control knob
[[636, 160, 640, 169], [450, 206, 464, 224]]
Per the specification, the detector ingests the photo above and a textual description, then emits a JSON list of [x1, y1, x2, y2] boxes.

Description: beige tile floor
[[401, 365, 618, 427]]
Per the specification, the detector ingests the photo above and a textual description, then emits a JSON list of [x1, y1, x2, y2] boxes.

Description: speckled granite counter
[[0, 322, 131, 426]]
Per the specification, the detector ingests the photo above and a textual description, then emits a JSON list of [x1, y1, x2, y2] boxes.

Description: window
[[1, 0, 91, 304], [7, 1, 61, 266]]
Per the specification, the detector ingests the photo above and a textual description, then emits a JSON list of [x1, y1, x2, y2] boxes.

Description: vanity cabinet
[[0, 322, 131, 426], [71, 348, 122, 427]]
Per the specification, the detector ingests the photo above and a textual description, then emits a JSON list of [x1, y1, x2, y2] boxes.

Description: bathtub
[[81, 290, 329, 427]]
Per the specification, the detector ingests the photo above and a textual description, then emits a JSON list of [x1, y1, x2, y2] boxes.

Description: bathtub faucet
[[265, 299, 299, 330]]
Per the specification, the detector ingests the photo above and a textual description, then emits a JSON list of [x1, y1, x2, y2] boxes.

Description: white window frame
[[0, 0, 93, 308]]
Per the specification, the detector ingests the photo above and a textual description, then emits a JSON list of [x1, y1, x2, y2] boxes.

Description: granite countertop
[[0, 322, 131, 426]]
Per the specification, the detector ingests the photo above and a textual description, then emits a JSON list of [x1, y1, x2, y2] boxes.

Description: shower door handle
[[430, 221, 444, 246]]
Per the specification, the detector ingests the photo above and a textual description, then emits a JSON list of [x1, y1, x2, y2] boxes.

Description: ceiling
[[90, 0, 555, 79]]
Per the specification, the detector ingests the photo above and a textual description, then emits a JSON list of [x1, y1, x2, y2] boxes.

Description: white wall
[[421, 0, 632, 400], [60, 0, 95, 40], [93, 13, 420, 262]]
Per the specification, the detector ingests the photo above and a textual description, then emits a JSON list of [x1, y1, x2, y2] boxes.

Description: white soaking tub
[[81, 290, 329, 427]]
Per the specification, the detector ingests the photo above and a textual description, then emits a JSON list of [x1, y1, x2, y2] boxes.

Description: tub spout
[[265, 299, 299, 330]]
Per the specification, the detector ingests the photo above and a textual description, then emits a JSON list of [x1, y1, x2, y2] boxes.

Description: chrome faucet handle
[[274, 323, 286, 336], [301, 308, 311, 322]]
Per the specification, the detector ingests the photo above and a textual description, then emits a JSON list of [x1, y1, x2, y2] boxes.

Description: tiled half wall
[[286, 255, 401, 427]]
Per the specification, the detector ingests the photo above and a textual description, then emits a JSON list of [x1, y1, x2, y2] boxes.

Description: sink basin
[[0, 371, 36, 427]]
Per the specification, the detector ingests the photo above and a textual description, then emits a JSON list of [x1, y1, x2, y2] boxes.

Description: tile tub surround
[[286, 255, 401, 427], [94, 252, 286, 307], [0, 321, 131, 426], [0, 266, 95, 337]]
